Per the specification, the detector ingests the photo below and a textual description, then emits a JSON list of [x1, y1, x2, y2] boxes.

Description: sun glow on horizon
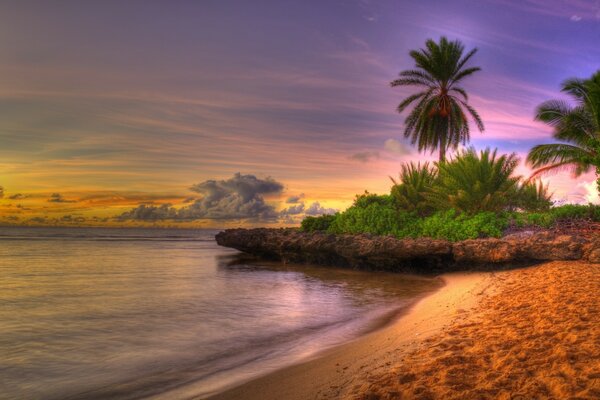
[[1, 1, 599, 227]]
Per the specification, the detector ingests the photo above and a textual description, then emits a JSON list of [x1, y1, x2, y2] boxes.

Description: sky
[[1, 0, 600, 227]]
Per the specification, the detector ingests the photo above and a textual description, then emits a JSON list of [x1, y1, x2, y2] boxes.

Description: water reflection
[[217, 253, 442, 307], [0, 227, 442, 400]]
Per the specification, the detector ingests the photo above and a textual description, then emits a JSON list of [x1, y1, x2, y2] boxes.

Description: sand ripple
[[346, 262, 600, 399]]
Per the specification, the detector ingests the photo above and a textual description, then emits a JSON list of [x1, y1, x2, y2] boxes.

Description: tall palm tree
[[527, 71, 600, 193], [391, 37, 484, 162]]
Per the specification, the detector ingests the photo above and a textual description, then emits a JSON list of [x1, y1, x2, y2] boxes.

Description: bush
[[419, 210, 507, 241], [522, 212, 555, 228], [351, 192, 394, 208], [300, 214, 336, 232], [509, 204, 600, 229], [321, 202, 507, 241], [549, 204, 600, 221], [327, 198, 413, 236]]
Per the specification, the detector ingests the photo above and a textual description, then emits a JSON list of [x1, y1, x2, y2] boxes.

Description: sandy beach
[[207, 262, 600, 400], [206, 271, 494, 400]]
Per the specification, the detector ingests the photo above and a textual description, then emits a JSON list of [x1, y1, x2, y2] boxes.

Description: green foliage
[[527, 70, 600, 195], [390, 152, 553, 215], [510, 204, 600, 229], [300, 200, 600, 241], [391, 37, 484, 161], [300, 214, 336, 232], [419, 210, 507, 241], [549, 204, 600, 220], [322, 196, 507, 241], [428, 147, 521, 213], [327, 197, 412, 236], [390, 162, 437, 216], [352, 192, 394, 208], [516, 180, 553, 212], [297, 140, 597, 240]]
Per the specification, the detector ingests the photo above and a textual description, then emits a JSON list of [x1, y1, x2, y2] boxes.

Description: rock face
[[215, 228, 600, 272]]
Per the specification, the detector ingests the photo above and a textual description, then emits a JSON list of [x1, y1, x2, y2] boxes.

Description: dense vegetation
[[300, 39, 600, 242], [301, 195, 600, 241], [301, 148, 598, 241]]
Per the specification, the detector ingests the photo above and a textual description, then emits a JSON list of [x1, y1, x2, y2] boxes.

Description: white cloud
[[567, 180, 600, 204], [304, 201, 338, 216], [384, 139, 411, 155]]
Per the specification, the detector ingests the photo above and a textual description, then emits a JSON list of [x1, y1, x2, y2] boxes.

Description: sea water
[[0, 227, 441, 399]]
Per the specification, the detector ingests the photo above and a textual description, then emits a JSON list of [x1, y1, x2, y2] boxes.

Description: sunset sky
[[1, 0, 600, 227]]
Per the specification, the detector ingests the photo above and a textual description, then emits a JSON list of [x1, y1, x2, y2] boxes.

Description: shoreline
[[347, 260, 600, 399], [203, 270, 493, 400]]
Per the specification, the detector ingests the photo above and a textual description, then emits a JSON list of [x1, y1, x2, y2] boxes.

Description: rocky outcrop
[[215, 228, 600, 272]]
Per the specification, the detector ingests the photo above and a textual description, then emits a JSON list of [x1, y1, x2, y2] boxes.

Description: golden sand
[[207, 272, 491, 400], [346, 262, 600, 399], [207, 262, 599, 400]]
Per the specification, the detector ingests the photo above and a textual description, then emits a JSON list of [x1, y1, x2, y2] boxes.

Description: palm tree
[[516, 180, 553, 212], [390, 162, 437, 216], [391, 37, 484, 162], [428, 147, 521, 213], [527, 71, 600, 193]]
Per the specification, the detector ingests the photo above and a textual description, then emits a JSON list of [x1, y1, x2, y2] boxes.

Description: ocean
[[0, 227, 442, 399]]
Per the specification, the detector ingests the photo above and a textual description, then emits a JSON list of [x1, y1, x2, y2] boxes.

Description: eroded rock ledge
[[216, 228, 600, 272]]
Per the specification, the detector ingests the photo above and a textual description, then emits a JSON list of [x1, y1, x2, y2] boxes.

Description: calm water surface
[[0, 227, 442, 399]]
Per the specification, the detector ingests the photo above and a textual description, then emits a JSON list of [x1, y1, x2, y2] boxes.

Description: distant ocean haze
[[0, 227, 442, 399]]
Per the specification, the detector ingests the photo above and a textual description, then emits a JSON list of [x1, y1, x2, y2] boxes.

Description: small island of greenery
[[302, 37, 600, 242]]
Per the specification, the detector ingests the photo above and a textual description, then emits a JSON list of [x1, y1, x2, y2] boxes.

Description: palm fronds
[[390, 162, 437, 216], [428, 147, 521, 213], [391, 37, 484, 161], [527, 71, 600, 193]]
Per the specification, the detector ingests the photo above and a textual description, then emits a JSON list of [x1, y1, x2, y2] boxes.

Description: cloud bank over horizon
[[117, 173, 338, 224]]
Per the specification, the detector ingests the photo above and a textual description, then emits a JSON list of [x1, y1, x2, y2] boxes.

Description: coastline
[[203, 271, 493, 400], [347, 260, 600, 399], [204, 260, 600, 399]]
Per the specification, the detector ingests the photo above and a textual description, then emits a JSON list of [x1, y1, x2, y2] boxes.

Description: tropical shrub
[[509, 204, 600, 229], [301, 214, 336, 232], [352, 192, 394, 209], [548, 204, 600, 221], [391, 162, 437, 216], [516, 180, 553, 212], [428, 147, 521, 213], [320, 200, 509, 241], [327, 199, 414, 236], [419, 209, 507, 241]]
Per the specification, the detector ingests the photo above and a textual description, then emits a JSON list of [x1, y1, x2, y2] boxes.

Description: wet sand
[[206, 271, 493, 400], [207, 262, 600, 400]]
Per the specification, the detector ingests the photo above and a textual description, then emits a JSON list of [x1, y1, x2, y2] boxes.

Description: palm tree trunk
[[439, 136, 446, 163]]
